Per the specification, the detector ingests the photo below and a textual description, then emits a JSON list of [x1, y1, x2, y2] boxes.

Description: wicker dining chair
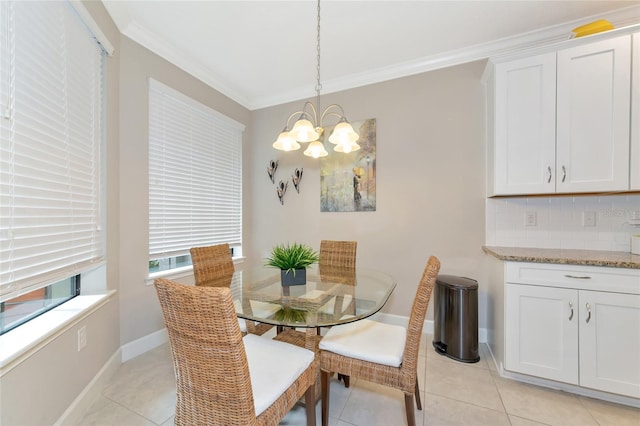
[[190, 243, 273, 336], [154, 278, 318, 426], [319, 240, 357, 269], [318, 240, 357, 317], [318, 255, 441, 426], [190, 243, 235, 283]]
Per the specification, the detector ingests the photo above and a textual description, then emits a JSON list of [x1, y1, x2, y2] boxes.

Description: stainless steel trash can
[[432, 275, 480, 363]]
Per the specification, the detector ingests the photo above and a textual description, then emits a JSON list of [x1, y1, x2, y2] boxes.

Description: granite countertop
[[483, 246, 640, 269]]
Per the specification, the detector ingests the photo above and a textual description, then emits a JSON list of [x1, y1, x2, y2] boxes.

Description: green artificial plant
[[265, 242, 319, 275]]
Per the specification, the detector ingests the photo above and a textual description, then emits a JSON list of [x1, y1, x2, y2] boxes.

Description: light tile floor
[[77, 333, 640, 426]]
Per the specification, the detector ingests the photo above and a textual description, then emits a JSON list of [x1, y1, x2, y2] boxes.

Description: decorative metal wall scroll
[[277, 180, 288, 205], [292, 168, 303, 193], [267, 160, 278, 184], [268, 160, 304, 205]]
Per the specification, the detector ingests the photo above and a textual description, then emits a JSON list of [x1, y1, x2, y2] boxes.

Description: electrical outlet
[[525, 211, 537, 227], [583, 211, 597, 227], [78, 325, 87, 352]]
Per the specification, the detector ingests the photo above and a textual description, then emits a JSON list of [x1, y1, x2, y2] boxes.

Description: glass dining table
[[200, 264, 397, 351]]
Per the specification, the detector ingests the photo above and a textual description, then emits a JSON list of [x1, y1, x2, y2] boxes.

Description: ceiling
[[102, 1, 640, 110]]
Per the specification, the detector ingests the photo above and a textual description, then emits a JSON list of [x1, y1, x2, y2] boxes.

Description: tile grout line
[[486, 364, 513, 426]]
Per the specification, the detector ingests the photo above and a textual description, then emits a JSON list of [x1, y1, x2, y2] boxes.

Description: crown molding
[[122, 20, 253, 109], [251, 5, 640, 109], [119, 5, 640, 111]]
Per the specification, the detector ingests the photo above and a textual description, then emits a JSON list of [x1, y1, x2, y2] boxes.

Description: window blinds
[[0, 1, 105, 302], [148, 80, 244, 261]]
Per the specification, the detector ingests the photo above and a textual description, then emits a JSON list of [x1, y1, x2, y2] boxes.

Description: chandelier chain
[[315, 0, 322, 109], [272, 0, 359, 157]]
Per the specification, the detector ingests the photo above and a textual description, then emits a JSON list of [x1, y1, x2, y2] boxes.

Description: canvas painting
[[320, 118, 376, 212]]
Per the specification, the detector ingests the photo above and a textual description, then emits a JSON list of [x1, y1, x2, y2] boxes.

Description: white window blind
[[148, 80, 244, 262], [0, 1, 105, 302]]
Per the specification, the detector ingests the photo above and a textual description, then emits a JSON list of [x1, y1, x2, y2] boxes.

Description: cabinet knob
[[547, 166, 552, 183], [569, 301, 574, 320], [586, 302, 591, 323]]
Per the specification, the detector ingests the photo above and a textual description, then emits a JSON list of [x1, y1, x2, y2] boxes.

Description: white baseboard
[[55, 327, 169, 425], [500, 369, 640, 409], [56, 316, 487, 424], [371, 312, 488, 343], [54, 348, 122, 426], [120, 328, 168, 362]]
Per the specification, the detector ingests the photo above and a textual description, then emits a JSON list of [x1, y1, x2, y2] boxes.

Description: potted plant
[[265, 242, 319, 286]]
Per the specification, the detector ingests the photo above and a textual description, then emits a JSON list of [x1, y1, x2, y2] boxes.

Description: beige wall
[[118, 36, 252, 345], [0, 2, 122, 424], [0, 298, 119, 425], [2, 7, 491, 422], [248, 61, 489, 324]]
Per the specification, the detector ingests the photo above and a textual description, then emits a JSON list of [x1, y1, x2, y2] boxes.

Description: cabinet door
[[505, 284, 579, 384], [493, 53, 556, 195], [579, 291, 640, 398], [556, 35, 631, 193], [631, 33, 640, 190]]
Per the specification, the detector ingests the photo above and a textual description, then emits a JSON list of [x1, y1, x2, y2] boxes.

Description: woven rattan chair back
[[319, 255, 441, 426], [190, 243, 235, 284], [154, 278, 256, 425], [401, 255, 440, 377], [318, 241, 357, 320], [319, 240, 357, 269], [190, 243, 274, 336], [155, 278, 317, 426]]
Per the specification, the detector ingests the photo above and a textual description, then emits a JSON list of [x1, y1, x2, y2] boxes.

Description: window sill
[[0, 290, 116, 376], [145, 256, 246, 285]]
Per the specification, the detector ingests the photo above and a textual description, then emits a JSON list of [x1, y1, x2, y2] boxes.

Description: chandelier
[[272, 0, 360, 158]]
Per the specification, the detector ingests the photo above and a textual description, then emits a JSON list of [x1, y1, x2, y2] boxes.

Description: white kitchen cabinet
[[556, 36, 631, 193], [504, 262, 640, 398], [579, 290, 640, 397], [493, 54, 556, 195], [631, 32, 640, 190], [505, 284, 578, 384], [488, 33, 632, 196]]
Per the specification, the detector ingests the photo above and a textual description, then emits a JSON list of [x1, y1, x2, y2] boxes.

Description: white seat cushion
[[319, 319, 406, 367], [250, 300, 281, 318], [318, 295, 353, 315], [238, 317, 248, 333], [243, 334, 315, 416], [235, 300, 281, 333], [298, 289, 326, 300]]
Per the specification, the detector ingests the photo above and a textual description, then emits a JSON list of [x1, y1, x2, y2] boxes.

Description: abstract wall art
[[320, 118, 376, 212]]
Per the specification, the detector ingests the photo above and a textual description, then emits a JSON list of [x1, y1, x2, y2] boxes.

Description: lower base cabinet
[[504, 263, 640, 398], [579, 290, 640, 397]]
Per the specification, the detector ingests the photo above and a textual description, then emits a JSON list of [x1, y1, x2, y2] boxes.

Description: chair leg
[[337, 373, 350, 388], [321, 370, 330, 426], [414, 378, 422, 410], [404, 393, 416, 426], [305, 380, 316, 426]]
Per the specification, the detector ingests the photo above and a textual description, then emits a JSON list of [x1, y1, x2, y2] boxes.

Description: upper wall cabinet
[[487, 33, 633, 196], [492, 53, 557, 195], [556, 36, 631, 193], [632, 33, 640, 191]]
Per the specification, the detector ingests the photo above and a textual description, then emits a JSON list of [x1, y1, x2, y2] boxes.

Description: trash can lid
[[436, 274, 478, 289]]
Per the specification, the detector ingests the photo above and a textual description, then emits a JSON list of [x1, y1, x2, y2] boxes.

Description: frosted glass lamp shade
[[290, 117, 319, 142], [303, 141, 328, 158], [328, 121, 359, 145], [272, 131, 301, 151], [333, 140, 361, 153]]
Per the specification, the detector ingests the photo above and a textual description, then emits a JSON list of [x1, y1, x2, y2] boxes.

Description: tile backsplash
[[486, 194, 640, 252]]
